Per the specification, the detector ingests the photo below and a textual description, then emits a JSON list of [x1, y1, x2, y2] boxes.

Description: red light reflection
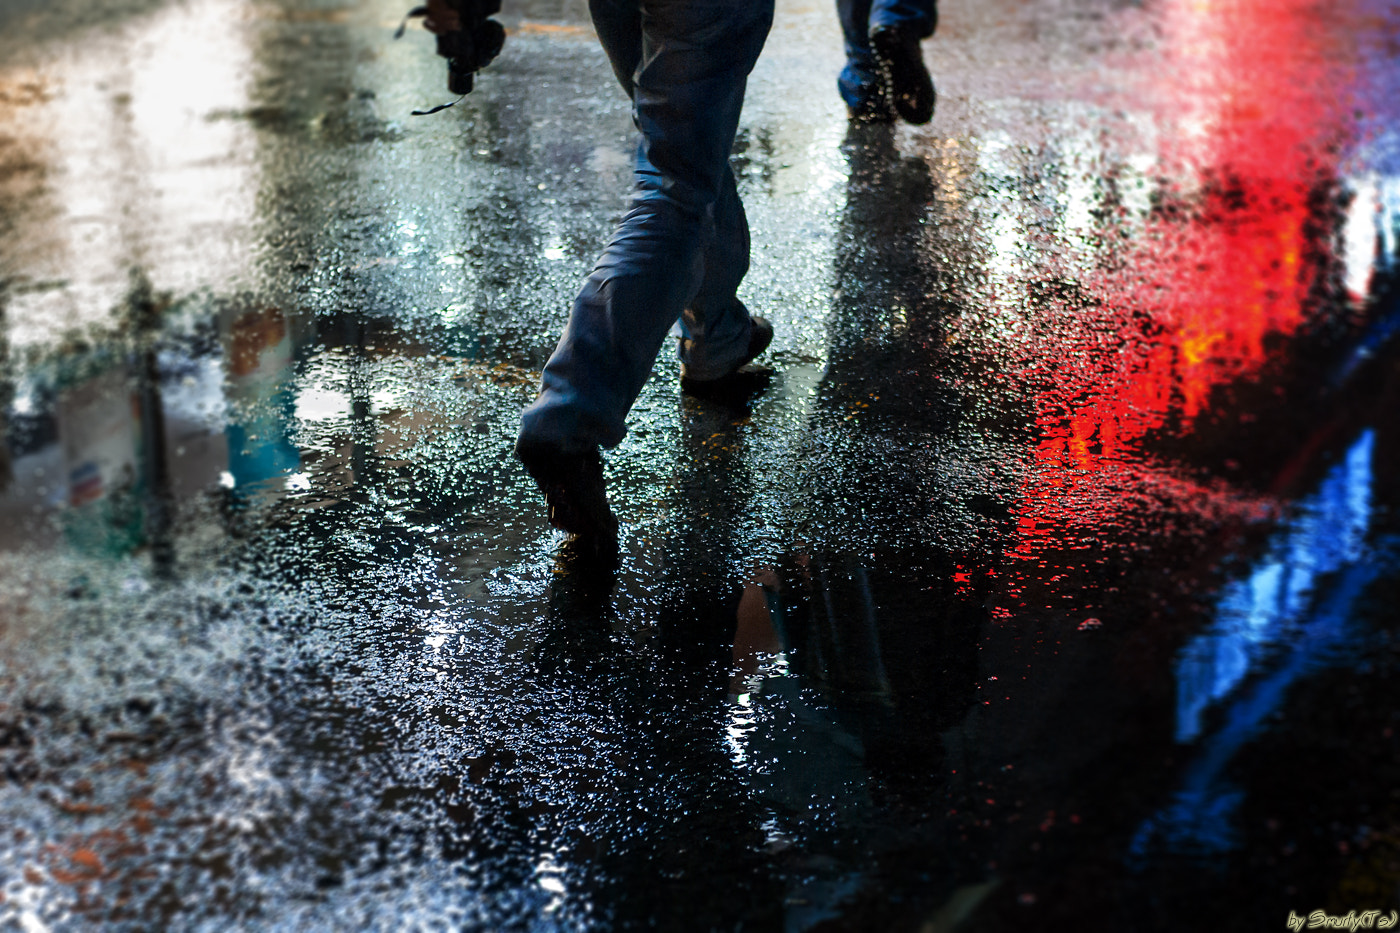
[[1008, 0, 1356, 568]]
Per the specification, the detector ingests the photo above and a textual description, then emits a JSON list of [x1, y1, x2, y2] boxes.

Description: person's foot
[[847, 86, 893, 124], [515, 439, 618, 559], [680, 316, 774, 399], [870, 25, 935, 125]]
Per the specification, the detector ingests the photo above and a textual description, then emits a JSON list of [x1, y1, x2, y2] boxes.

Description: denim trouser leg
[[676, 166, 753, 380], [519, 0, 774, 450], [835, 0, 937, 109], [837, 0, 879, 109]]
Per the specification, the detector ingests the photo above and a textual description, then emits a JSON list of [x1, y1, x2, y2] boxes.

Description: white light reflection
[[725, 692, 758, 768], [974, 130, 1032, 324], [535, 853, 568, 914], [1343, 174, 1380, 302], [1380, 174, 1400, 273], [2, 0, 260, 349], [295, 385, 353, 424]]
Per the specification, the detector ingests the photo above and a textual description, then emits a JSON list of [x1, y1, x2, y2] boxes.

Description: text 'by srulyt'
[[1288, 910, 1400, 931]]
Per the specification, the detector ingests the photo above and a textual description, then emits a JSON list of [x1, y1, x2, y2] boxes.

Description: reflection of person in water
[[712, 121, 1003, 923], [722, 545, 986, 924], [731, 552, 890, 701], [730, 549, 982, 782]]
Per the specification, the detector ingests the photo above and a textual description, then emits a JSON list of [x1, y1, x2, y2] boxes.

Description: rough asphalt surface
[[1, 0, 1399, 929]]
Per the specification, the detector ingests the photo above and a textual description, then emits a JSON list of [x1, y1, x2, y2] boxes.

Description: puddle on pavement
[[2, 0, 1400, 928]]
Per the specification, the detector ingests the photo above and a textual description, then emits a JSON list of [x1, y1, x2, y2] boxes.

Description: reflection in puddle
[[1135, 428, 1384, 857], [0, 0, 260, 347], [999, 0, 1387, 575], [1176, 431, 1375, 744], [1, 0, 1399, 927], [225, 304, 300, 495]]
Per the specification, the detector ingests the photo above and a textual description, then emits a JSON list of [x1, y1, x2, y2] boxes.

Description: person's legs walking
[[588, 0, 642, 98], [676, 166, 767, 382], [517, 0, 774, 543]]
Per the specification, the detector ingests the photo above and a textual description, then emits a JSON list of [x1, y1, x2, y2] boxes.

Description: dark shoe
[[680, 316, 774, 398], [680, 367, 772, 408], [847, 88, 893, 124], [515, 439, 619, 556], [871, 25, 935, 125]]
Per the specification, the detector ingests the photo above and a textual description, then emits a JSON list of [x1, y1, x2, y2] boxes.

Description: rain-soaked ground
[[2, 0, 1399, 928]]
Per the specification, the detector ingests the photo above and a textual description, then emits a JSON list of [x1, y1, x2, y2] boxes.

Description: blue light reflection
[[1175, 430, 1374, 742], [1131, 428, 1383, 860]]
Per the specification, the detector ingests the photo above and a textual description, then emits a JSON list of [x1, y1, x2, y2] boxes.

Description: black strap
[[411, 95, 466, 116]]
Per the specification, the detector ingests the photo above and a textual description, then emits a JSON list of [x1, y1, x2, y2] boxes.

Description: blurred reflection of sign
[[58, 364, 139, 507], [223, 305, 299, 492], [1175, 430, 1375, 743], [55, 356, 143, 553]]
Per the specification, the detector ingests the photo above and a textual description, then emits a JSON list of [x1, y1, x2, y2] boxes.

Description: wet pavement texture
[[1, 0, 1400, 929]]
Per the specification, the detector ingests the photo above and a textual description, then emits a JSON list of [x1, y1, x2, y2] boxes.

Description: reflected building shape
[[54, 350, 144, 554], [0, 283, 292, 560], [1, 282, 231, 558], [0, 0, 270, 557]]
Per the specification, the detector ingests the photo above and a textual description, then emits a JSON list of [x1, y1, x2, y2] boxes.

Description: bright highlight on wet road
[[1, 0, 1398, 929]]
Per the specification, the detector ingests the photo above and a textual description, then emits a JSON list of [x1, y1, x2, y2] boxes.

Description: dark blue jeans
[[519, 0, 774, 451], [837, 0, 936, 109]]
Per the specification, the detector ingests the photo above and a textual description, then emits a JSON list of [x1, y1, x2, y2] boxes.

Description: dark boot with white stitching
[[871, 24, 935, 125]]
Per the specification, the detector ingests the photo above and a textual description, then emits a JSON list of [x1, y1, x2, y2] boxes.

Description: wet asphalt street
[[2, 0, 1400, 929]]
